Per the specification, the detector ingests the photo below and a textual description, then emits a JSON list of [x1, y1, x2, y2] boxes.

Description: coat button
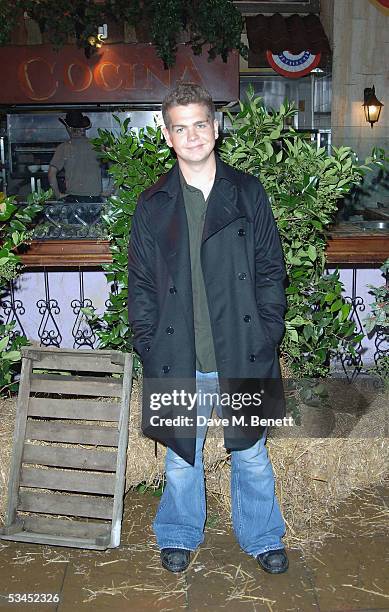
[[162, 365, 170, 374], [238, 272, 247, 280], [249, 354, 256, 362], [243, 314, 251, 322], [238, 228, 246, 236], [166, 326, 174, 334], [169, 286, 177, 294], [145, 346, 151, 352]]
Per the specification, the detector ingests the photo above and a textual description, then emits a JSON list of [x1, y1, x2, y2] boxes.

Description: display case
[[4, 110, 167, 199]]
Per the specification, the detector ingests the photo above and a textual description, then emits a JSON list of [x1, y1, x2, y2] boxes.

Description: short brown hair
[[162, 81, 215, 129]]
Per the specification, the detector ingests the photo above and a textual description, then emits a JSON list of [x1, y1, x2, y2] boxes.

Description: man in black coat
[[128, 82, 289, 574]]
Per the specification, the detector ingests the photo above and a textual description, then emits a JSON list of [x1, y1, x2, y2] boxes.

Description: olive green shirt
[[180, 171, 217, 373]]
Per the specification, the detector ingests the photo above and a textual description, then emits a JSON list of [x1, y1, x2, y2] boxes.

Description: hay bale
[[206, 436, 389, 547]]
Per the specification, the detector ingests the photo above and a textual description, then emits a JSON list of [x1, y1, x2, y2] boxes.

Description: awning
[[246, 13, 331, 55]]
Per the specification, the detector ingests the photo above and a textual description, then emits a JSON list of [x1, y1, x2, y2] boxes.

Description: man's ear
[[162, 126, 173, 148]]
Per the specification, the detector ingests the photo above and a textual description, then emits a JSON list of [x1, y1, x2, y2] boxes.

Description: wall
[[331, 0, 389, 161], [319, 0, 334, 50]]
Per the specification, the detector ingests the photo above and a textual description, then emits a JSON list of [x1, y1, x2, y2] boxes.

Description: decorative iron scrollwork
[[37, 270, 62, 347], [71, 270, 97, 348], [1, 279, 26, 340]]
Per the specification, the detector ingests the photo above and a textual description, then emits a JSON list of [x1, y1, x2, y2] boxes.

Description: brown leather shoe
[[257, 549, 289, 574]]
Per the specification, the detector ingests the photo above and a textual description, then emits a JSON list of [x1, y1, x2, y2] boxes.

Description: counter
[[326, 223, 389, 264], [19, 226, 389, 267]]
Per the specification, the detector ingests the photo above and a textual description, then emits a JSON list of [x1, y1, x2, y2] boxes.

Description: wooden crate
[[0, 346, 132, 550]]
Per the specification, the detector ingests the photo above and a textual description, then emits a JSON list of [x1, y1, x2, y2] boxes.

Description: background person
[[48, 110, 102, 202]]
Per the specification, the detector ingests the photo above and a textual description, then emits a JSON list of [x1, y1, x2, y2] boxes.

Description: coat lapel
[[146, 165, 194, 333], [202, 179, 244, 244]]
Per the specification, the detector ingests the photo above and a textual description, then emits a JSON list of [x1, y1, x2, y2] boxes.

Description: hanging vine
[[1, 0, 247, 67]]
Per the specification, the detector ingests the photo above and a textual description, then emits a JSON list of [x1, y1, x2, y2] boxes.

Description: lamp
[[363, 86, 384, 128], [85, 24, 108, 57]]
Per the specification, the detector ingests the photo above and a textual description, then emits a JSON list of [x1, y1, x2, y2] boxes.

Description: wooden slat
[[28, 397, 121, 421], [20, 467, 115, 495], [18, 491, 113, 519], [4, 358, 33, 527], [22, 346, 125, 363], [25, 421, 119, 446], [29, 353, 124, 374], [111, 353, 133, 547], [22, 516, 110, 539], [30, 373, 123, 397], [22, 444, 117, 472], [0, 532, 110, 549]]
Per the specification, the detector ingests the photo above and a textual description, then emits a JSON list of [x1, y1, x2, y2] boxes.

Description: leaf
[[307, 245, 317, 262], [289, 315, 306, 326], [330, 299, 343, 313], [0, 336, 10, 351], [340, 303, 350, 322], [2, 350, 21, 361]]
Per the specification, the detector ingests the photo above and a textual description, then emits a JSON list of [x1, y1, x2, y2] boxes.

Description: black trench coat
[[128, 156, 287, 465]]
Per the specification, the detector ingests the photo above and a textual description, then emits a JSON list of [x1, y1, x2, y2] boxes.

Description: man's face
[[162, 103, 218, 166], [67, 127, 86, 138]]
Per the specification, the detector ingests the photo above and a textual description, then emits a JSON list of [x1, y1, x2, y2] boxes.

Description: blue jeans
[[153, 371, 286, 557]]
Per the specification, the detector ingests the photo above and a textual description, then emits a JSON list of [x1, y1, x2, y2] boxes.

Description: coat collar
[[144, 155, 246, 238], [144, 154, 241, 200]]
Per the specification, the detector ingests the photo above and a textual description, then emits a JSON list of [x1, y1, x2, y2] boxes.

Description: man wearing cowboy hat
[[48, 110, 102, 202]]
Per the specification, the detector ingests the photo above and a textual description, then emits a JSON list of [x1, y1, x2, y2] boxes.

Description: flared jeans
[[153, 371, 286, 557]]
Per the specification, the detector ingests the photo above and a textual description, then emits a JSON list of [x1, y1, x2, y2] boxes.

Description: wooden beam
[[326, 235, 389, 265], [233, 1, 320, 14], [19, 240, 112, 267], [17, 234, 389, 268]]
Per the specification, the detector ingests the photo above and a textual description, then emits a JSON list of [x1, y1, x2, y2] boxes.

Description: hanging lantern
[[363, 86, 384, 128]]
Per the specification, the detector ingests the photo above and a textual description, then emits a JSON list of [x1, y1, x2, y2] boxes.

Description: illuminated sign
[[0, 44, 238, 104]]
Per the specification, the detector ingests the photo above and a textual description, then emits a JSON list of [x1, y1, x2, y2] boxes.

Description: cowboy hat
[[59, 110, 91, 129]]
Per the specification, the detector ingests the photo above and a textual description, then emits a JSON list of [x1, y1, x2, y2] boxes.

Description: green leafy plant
[[0, 190, 50, 395], [219, 88, 369, 386], [87, 118, 173, 367], [89, 91, 374, 410], [0, 322, 27, 395]]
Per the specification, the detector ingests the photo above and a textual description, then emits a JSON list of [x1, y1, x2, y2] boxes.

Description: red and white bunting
[[266, 50, 321, 79]]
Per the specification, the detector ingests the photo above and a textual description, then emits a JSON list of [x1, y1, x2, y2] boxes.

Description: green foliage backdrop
[[0, 191, 48, 393], [91, 119, 173, 362], [0, 0, 246, 68], [92, 91, 374, 382]]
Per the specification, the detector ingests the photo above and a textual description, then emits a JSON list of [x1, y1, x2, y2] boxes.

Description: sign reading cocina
[[0, 44, 238, 104]]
